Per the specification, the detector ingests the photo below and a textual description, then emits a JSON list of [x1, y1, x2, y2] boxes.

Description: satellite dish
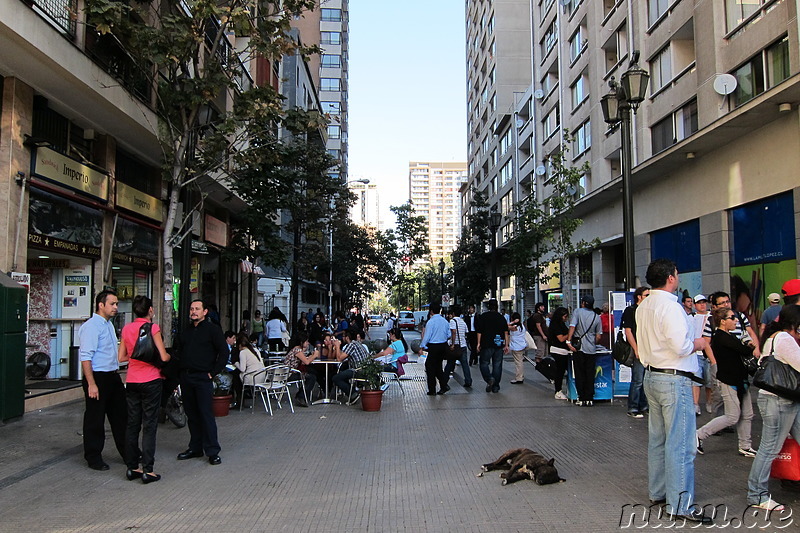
[[713, 74, 737, 95], [515, 118, 525, 129], [534, 89, 545, 99], [535, 165, 547, 176], [566, 184, 578, 196]]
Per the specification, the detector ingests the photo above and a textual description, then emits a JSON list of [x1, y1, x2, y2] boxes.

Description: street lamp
[[438, 258, 446, 308], [489, 204, 502, 300], [329, 178, 370, 321], [600, 51, 649, 291]]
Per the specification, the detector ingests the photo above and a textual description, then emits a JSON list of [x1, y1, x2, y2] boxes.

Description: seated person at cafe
[[283, 332, 320, 407], [233, 333, 263, 403], [374, 328, 407, 372], [332, 328, 371, 403]]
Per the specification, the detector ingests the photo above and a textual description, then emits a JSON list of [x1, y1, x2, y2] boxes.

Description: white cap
[[768, 292, 781, 303], [693, 294, 707, 303]]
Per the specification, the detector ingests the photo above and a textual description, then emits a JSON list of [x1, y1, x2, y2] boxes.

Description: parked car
[[367, 315, 383, 327], [397, 311, 416, 330]]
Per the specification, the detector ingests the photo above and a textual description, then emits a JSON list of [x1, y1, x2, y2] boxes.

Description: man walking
[[79, 290, 127, 471], [476, 299, 509, 393], [177, 299, 228, 465], [527, 302, 548, 363], [418, 303, 452, 395], [567, 295, 602, 406], [465, 305, 479, 365], [637, 259, 710, 524]]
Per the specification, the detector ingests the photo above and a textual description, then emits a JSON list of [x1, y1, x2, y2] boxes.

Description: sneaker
[[584, 400, 593, 407], [575, 401, 584, 406], [738, 447, 757, 458], [753, 498, 784, 511], [695, 404, 701, 416], [696, 433, 704, 455], [485, 378, 495, 393], [554, 391, 568, 400], [705, 403, 713, 414], [627, 411, 644, 419]]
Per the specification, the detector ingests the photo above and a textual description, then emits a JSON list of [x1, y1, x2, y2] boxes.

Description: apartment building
[[464, 0, 532, 304], [349, 181, 382, 230], [409, 162, 468, 261], [524, 0, 800, 314]]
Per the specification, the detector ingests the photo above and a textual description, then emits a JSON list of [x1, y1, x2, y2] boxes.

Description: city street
[[1, 353, 798, 532]]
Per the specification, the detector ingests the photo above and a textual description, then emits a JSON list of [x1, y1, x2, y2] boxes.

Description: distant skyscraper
[[349, 181, 382, 231], [408, 162, 468, 261]]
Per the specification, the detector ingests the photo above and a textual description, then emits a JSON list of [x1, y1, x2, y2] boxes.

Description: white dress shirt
[[636, 289, 698, 373]]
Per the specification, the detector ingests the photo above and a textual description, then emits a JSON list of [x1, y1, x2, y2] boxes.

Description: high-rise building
[[409, 162, 468, 261], [292, 1, 349, 181], [349, 181, 382, 231]]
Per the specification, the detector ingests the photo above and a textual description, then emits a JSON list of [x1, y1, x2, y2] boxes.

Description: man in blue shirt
[[418, 303, 452, 395], [79, 289, 128, 471]]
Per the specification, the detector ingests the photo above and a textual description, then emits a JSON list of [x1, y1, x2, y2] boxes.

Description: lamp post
[[489, 205, 502, 300], [600, 52, 649, 291], [438, 258, 446, 308], [329, 178, 370, 321]]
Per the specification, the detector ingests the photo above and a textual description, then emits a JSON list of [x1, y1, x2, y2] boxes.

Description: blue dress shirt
[[78, 313, 119, 372], [420, 314, 451, 349]]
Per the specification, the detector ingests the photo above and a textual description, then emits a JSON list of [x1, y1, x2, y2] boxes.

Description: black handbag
[[131, 322, 161, 366], [571, 313, 596, 351], [448, 318, 464, 361], [612, 330, 635, 367], [752, 335, 800, 401]]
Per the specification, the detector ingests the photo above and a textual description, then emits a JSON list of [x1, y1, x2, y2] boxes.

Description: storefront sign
[[27, 258, 70, 269], [116, 182, 163, 222], [190, 257, 200, 293], [28, 232, 101, 259], [28, 189, 102, 258], [113, 218, 160, 269], [204, 214, 228, 247], [33, 147, 109, 202]]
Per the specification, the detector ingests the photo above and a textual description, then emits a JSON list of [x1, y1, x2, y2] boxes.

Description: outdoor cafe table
[[261, 350, 286, 365], [311, 359, 341, 405]]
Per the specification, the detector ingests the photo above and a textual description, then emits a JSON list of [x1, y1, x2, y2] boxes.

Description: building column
[[700, 211, 731, 294]]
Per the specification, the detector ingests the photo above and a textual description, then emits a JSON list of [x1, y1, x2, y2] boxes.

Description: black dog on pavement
[[479, 448, 565, 486]]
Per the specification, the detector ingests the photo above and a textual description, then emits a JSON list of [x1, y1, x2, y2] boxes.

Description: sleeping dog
[[478, 448, 565, 486]]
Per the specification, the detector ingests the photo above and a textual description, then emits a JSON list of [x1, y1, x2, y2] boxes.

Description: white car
[[397, 311, 415, 330]]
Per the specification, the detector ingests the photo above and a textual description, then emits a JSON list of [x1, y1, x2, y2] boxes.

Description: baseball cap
[[581, 294, 595, 307], [782, 279, 800, 297], [768, 292, 781, 304], [693, 294, 707, 303]]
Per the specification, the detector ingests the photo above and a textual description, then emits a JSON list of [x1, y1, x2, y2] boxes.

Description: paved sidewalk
[[0, 359, 797, 532]]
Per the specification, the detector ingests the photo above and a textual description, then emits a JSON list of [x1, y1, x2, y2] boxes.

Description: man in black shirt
[[476, 299, 509, 393], [177, 299, 228, 465]]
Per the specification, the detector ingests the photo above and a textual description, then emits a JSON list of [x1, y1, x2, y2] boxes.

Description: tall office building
[[409, 162, 468, 261], [349, 181, 382, 230], [292, 1, 349, 181]]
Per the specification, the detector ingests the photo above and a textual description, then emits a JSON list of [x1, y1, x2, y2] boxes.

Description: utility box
[[0, 274, 28, 421]]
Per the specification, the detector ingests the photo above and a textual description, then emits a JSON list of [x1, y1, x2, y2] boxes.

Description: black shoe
[[126, 469, 142, 481], [510, 380, 524, 384], [88, 462, 109, 471], [491, 386, 500, 393], [141, 472, 161, 484], [437, 385, 450, 395], [485, 378, 495, 392], [464, 382, 472, 388], [670, 506, 712, 524], [649, 498, 666, 506], [427, 391, 436, 396], [177, 449, 203, 461], [208, 455, 222, 465], [295, 397, 308, 407]]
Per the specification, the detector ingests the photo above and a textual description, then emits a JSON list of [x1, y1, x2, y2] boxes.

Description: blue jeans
[[479, 346, 504, 387], [643, 371, 696, 515], [444, 347, 472, 386], [627, 359, 648, 413], [747, 393, 800, 504]]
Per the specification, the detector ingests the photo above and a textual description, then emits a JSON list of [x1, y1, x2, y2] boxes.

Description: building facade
[[348, 181, 382, 230]]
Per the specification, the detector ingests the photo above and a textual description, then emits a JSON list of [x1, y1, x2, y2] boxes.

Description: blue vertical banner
[[611, 290, 634, 397]]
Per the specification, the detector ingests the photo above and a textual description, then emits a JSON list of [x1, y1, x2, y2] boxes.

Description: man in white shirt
[[636, 259, 710, 524]]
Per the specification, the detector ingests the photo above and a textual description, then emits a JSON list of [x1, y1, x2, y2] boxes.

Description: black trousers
[[125, 379, 162, 472], [425, 342, 449, 393], [467, 332, 478, 364], [553, 352, 568, 393], [180, 370, 221, 456], [82, 371, 127, 466], [573, 351, 596, 401]]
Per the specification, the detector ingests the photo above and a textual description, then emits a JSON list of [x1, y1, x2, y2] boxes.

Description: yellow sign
[[116, 182, 163, 222], [33, 147, 109, 201], [204, 214, 228, 247]]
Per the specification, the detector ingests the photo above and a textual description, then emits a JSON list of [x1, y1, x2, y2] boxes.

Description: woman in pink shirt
[[118, 295, 170, 483]]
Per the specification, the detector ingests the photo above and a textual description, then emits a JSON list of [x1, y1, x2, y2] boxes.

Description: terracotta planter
[[360, 389, 384, 412], [211, 394, 232, 417]]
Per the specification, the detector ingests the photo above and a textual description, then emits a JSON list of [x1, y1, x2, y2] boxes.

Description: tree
[[506, 137, 598, 303], [452, 187, 492, 306], [386, 202, 429, 309], [331, 222, 397, 309], [84, 0, 321, 341]]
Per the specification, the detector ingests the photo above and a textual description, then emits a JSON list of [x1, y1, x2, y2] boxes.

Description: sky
[[347, 1, 467, 230]]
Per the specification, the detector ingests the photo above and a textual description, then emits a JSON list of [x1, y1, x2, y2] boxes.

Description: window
[[321, 8, 342, 22], [650, 45, 672, 92], [500, 129, 512, 156], [321, 101, 341, 115], [540, 0, 556, 18], [327, 125, 341, 139], [651, 99, 698, 154], [648, 0, 669, 26], [321, 55, 341, 68], [488, 14, 495, 34], [320, 78, 341, 92], [541, 20, 558, 58], [725, 0, 765, 32], [767, 36, 790, 88], [327, 148, 340, 159], [320, 32, 341, 45], [482, 135, 490, 154], [500, 161, 513, 186], [542, 106, 560, 139], [569, 26, 586, 63], [542, 71, 558, 95], [565, 0, 583, 15], [500, 191, 513, 216], [573, 120, 591, 155], [571, 73, 588, 109]]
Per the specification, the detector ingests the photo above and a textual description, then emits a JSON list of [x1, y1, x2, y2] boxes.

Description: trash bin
[[0, 274, 28, 421], [69, 346, 80, 381]]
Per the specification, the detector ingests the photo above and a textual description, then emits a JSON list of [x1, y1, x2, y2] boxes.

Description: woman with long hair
[[283, 332, 320, 407], [375, 328, 408, 372], [508, 312, 527, 384], [118, 295, 170, 483], [547, 307, 570, 400], [265, 307, 288, 352], [746, 305, 800, 511], [309, 312, 325, 346], [234, 332, 263, 402]]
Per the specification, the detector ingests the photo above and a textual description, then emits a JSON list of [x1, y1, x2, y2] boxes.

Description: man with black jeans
[[465, 305, 479, 365], [177, 299, 228, 465], [567, 295, 602, 406], [476, 299, 509, 393], [79, 290, 127, 471], [418, 303, 452, 395]]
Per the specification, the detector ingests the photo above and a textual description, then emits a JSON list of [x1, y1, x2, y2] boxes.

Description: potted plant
[[211, 370, 233, 417], [356, 357, 385, 412]]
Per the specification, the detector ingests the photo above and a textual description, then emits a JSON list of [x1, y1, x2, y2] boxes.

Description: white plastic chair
[[254, 365, 294, 415]]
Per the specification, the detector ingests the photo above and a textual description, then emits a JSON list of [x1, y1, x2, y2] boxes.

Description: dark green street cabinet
[[0, 273, 27, 421]]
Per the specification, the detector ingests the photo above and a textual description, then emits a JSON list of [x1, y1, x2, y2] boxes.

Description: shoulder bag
[[612, 330, 635, 367], [448, 319, 464, 361], [131, 322, 161, 366], [752, 335, 800, 401], [571, 313, 596, 351], [524, 326, 537, 350]]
